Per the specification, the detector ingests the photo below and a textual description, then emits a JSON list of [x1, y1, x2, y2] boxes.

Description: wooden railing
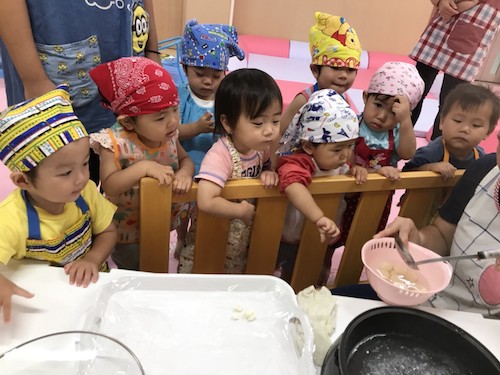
[[140, 171, 463, 292]]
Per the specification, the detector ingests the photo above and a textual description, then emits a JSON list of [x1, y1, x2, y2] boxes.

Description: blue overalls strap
[[22, 191, 88, 240], [22, 190, 41, 240], [75, 195, 89, 213]]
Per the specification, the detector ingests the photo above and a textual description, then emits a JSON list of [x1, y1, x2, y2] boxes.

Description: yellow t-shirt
[[0, 180, 117, 265]]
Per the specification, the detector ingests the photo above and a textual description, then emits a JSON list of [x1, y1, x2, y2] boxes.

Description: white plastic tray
[[83, 274, 315, 375]]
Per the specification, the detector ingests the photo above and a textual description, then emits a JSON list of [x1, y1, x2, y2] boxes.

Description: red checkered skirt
[[410, 3, 499, 81]]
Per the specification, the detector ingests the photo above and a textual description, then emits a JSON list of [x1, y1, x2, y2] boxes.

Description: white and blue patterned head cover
[[278, 89, 359, 155]]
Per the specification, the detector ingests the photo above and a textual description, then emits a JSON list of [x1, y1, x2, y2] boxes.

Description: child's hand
[[438, 0, 459, 20], [143, 160, 174, 185], [260, 170, 279, 188], [315, 216, 340, 243], [428, 162, 457, 180], [63, 259, 100, 288], [173, 171, 193, 195], [392, 95, 411, 123], [196, 111, 214, 134], [350, 165, 368, 184], [0, 274, 34, 322], [378, 166, 401, 181], [238, 200, 255, 225]]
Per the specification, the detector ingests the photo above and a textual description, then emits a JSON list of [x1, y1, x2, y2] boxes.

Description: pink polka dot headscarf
[[367, 61, 425, 110], [90, 57, 179, 116]]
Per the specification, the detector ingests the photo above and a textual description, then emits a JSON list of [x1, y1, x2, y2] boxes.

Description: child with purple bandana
[[280, 12, 363, 136]]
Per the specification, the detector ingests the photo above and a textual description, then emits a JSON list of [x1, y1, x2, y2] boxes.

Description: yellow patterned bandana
[[309, 12, 362, 69], [0, 86, 88, 172]]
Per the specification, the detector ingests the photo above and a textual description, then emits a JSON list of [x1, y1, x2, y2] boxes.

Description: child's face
[[185, 66, 224, 101], [23, 138, 90, 212], [440, 102, 493, 155], [311, 65, 357, 95], [224, 99, 282, 154], [306, 139, 355, 171], [362, 94, 398, 132], [130, 106, 180, 148]]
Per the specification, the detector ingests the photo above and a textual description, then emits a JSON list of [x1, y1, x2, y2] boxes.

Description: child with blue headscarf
[[178, 19, 245, 175]]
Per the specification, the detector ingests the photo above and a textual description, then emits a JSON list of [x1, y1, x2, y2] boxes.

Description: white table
[[1, 261, 499, 370]]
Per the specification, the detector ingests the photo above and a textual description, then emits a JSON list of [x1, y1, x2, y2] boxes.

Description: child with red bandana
[[90, 57, 194, 270]]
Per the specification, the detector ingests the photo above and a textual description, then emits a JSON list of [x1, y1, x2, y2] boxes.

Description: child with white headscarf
[[276, 89, 360, 282]]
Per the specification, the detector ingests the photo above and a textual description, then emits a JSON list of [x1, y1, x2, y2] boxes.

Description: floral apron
[[178, 136, 260, 274]]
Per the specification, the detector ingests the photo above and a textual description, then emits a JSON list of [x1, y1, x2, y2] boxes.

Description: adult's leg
[[430, 73, 467, 140], [411, 62, 439, 125]]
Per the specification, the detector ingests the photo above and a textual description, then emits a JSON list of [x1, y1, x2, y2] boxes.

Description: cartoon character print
[[475, 177, 500, 306], [368, 153, 387, 169], [315, 14, 361, 53], [131, 2, 149, 54], [478, 265, 500, 305]]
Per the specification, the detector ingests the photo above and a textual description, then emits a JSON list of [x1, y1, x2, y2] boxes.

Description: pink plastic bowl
[[361, 237, 453, 306]]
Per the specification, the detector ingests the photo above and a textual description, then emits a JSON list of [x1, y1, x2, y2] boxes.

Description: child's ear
[[220, 114, 232, 135], [301, 140, 315, 155], [362, 91, 368, 104], [118, 115, 134, 131], [310, 64, 320, 80], [438, 113, 445, 131], [10, 172, 32, 190]]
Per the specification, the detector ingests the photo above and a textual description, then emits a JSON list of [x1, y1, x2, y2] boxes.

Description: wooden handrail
[[140, 170, 463, 292]]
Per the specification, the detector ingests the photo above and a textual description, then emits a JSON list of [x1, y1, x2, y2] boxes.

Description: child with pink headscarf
[[89, 57, 194, 270], [321, 61, 425, 285]]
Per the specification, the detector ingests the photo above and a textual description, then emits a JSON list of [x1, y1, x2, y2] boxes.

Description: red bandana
[[90, 57, 179, 116]]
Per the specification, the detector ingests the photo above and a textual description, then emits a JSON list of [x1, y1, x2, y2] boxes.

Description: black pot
[[321, 306, 500, 375]]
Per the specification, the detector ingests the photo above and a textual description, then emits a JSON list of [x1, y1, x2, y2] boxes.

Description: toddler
[[280, 12, 362, 135], [353, 61, 423, 176], [178, 68, 282, 273], [0, 86, 117, 322], [276, 89, 360, 282], [178, 19, 245, 174], [89, 57, 194, 270], [404, 83, 499, 177], [323, 61, 425, 285]]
